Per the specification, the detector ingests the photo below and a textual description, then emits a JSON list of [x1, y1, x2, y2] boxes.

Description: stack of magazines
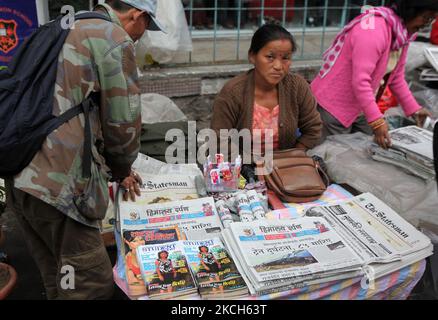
[[370, 126, 435, 181], [223, 193, 433, 296], [136, 238, 248, 300], [119, 196, 224, 298]]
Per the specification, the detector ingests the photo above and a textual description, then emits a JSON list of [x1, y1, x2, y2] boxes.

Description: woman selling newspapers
[[210, 23, 322, 161], [311, 0, 438, 149]]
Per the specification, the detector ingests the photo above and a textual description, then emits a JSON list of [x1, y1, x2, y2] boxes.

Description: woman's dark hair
[[249, 23, 297, 55], [388, 0, 438, 23], [158, 250, 169, 259]]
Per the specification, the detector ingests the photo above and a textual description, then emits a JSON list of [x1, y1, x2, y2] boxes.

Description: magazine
[[136, 241, 198, 299], [180, 238, 248, 298], [122, 226, 183, 297]]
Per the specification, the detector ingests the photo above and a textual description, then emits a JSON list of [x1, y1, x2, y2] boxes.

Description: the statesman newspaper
[[304, 193, 432, 264]]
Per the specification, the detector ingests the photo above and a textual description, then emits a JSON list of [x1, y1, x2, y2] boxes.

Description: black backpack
[[0, 12, 110, 179]]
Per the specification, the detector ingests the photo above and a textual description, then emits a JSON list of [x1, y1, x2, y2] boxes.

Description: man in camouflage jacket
[[5, 0, 165, 299]]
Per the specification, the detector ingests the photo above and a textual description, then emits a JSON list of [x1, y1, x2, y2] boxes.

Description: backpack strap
[[81, 98, 93, 179], [56, 93, 98, 179], [74, 12, 112, 22]]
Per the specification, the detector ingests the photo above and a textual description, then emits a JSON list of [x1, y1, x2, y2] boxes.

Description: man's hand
[[373, 122, 392, 149], [120, 170, 142, 202], [414, 108, 432, 128]]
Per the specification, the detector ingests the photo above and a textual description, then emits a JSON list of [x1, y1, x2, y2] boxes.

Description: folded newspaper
[[223, 192, 432, 296], [370, 126, 435, 181]]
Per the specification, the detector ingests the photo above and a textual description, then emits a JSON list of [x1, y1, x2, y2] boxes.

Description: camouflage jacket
[[14, 4, 141, 228]]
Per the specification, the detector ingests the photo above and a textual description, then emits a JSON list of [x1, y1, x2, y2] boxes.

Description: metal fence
[[47, 0, 388, 65], [182, 0, 388, 64]]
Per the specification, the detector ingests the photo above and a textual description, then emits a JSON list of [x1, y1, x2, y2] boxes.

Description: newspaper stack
[[370, 126, 435, 181], [304, 193, 433, 280], [223, 219, 363, 296], [223, 193, 433, 296]]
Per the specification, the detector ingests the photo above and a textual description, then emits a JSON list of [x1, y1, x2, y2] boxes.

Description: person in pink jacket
[[311, 0, 438, 149]]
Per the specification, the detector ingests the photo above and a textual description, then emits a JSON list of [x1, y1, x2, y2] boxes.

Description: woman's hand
[[414, 108, 432, 128], [121, 170, 142, 202], [373, 122, 392, 149]]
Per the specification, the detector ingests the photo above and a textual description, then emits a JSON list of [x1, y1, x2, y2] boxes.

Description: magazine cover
[[136, 242, 197, 299], [122, 226, 183, 297], [181, 238, 246, 293]]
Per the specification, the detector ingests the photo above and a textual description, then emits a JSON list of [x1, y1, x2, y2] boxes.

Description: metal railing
[[182, 0, 387, 64], [47, 0, 388, 65]]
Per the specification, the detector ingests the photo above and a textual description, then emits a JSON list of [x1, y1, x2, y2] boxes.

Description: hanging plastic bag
[[135, 0, 192, 66]]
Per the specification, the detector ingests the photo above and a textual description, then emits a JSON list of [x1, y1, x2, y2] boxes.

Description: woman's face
[[249, 39, 293, 87], [129, 236, 145, 250], [406, 10, 438, 34], [159, 252, 168, 259], [200, 247, 208, 253]]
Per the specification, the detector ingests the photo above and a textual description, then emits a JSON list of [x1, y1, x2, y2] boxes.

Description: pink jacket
[[311, 16, 421, 128]]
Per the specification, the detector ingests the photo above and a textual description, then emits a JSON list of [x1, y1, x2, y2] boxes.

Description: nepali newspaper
[[226, 218, 362, 284]]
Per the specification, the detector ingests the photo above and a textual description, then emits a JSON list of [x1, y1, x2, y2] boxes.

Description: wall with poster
[[0, 0, 39, 67]]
